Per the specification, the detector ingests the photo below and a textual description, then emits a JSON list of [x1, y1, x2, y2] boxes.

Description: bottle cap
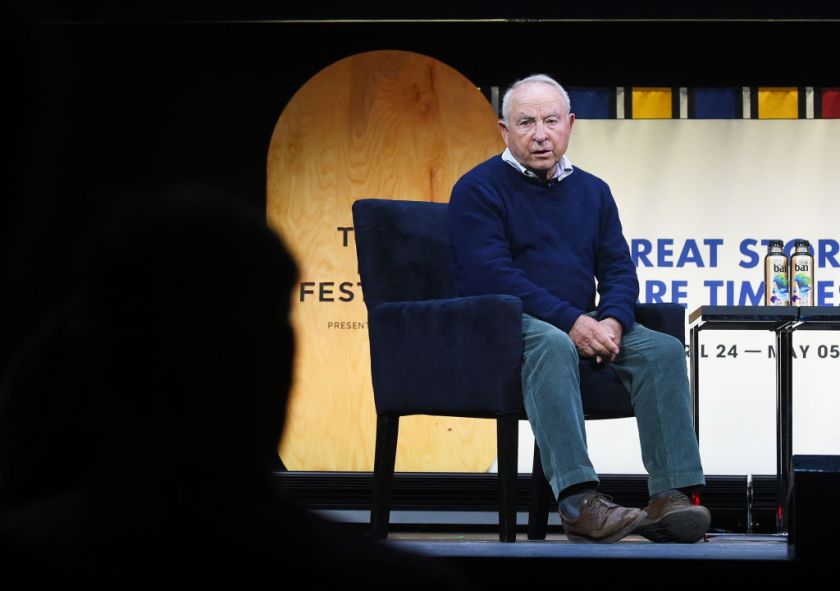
[[767, 239, 784, 250], [794, 238, 810, 248]]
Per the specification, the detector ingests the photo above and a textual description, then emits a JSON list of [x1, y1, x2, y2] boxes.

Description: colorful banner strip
[[490, 85, 838, 120]]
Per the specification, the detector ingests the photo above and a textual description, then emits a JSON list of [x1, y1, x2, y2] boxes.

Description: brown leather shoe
[[635, 490, 711, 543], [559, 492, 647, 543]]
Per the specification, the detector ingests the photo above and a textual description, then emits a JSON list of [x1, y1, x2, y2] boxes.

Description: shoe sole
[[637, 507, 711, 543], [565, 510, 648, 544]]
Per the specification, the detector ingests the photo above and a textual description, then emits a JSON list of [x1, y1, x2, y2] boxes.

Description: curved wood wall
[[267, 50, 505, 471]]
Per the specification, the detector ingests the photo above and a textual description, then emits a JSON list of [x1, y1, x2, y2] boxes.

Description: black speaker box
[[788, 455, 840, 560]]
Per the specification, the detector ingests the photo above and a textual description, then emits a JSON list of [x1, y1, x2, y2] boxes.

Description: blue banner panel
[[568, 87, 613, 119], [693, 88, 739, 119]]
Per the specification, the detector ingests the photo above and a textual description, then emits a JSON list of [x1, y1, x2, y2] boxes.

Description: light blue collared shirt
[[501, 148, 574, 184]]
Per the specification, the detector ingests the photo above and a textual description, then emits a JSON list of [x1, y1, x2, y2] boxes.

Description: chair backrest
[[352, 199, 454, 308]]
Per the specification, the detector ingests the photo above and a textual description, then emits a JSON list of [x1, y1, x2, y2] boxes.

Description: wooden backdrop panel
[[267, 50, 504, 471]]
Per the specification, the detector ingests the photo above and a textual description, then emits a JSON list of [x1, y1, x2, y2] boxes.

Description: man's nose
[[533, 122, 548, 141]]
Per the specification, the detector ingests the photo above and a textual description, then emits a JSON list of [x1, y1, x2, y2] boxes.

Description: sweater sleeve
[[593, 184, 639, 330], [447, 175, 586, 333]]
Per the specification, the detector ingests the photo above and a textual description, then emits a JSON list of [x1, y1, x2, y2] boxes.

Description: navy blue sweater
[[447, 156, 638, 333]]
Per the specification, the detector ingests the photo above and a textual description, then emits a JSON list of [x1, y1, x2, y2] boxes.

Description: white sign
[[516, 120, 840, 477]]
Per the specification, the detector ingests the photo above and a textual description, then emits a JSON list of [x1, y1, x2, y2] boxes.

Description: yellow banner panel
[[632, 87, 672, 119], [758, 87, 799, 119]]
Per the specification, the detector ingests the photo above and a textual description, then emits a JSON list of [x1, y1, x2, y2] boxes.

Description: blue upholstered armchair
[[352, 198, 686, 543]]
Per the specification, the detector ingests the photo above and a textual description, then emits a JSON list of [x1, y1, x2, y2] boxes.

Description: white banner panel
[[515, 120, 840, 476]]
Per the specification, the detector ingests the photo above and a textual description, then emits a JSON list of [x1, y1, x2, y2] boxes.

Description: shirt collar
[[501, 148, 574, 183]]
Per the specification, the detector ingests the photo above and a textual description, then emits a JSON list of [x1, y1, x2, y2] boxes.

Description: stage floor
[[381, 532, 821, 584], [389, 532, 789, 561]]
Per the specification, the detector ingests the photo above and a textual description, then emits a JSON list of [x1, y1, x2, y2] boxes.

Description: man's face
[[499, 82, 575, 181]]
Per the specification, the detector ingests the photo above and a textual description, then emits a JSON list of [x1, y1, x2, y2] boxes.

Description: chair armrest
[[368, 295, 523, 416], [635, 303, 685, 343]]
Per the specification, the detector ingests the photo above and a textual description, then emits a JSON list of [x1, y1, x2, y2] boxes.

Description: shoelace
[[582, 492, 619, 519]]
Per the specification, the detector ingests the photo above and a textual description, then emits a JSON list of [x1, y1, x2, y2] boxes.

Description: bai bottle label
[[790, 239, 814, 306], [764, 240, 789, 306]]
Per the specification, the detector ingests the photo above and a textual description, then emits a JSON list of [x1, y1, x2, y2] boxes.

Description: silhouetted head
[[85, 186, 298, 487]]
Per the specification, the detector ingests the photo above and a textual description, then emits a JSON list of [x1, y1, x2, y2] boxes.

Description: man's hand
[[569, 315, 622, 364], [599, 317, 624, 356]]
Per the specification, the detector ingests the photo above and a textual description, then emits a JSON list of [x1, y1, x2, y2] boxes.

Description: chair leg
[[496, 415, 519, 543], [371, 414, 399, 540], [527, 444, 553, 540]]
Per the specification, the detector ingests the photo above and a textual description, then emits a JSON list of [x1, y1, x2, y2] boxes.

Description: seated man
[[447, 74, 710, 543]]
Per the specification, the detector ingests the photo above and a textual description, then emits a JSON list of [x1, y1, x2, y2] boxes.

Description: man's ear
[[498, 119, 510, 147]]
